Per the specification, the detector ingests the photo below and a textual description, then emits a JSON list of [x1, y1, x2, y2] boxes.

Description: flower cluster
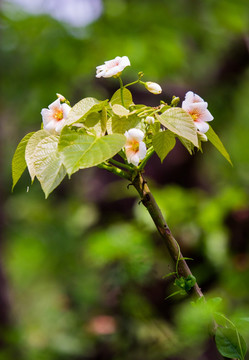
[[13, 54, 232, 200]]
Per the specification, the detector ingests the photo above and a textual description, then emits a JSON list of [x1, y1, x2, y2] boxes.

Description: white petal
[[62, 103, 71, 118], [184, 91, 204, 103], [199, 109, 213, 122], [48, 98, 61, 111], [120, 56, 131, 68], [41, 109, 54, 127], [55, 119, 66, 133], [129, 153, 140, 166], [126, 128, 144, 142], [195, 121, 209, 133], [44, 119, 57, 132], [138, 141, 147, 160]]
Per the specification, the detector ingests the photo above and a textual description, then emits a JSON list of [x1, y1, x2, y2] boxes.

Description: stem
[[98, 163, 131, 181], [118, 76, 125, 107], [137, 147, 155, 171], [132, 172, 204, 299], [109, 158, 132, 171], [124, 79, 140, 88]]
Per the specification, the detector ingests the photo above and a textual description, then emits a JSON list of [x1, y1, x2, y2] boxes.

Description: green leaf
[[25, 130, 50, 181], [111, 114, 140, 134], [32, 136, 66, 198], [174, 275, 196, 292], [206, 125, 232, 165], [110, 88, 133, 108], [165, 290, 186, 300], [152, 130, 176, 162], [65, 98, 108, 126], [215, 327, 247, 360], [84, 112, 102, 136], [178, 136, 195, 155], [112, 104, 130, 117], [12, 132, 35, 190], [157, 108, 198, 147], [58, 127, 126, 175]]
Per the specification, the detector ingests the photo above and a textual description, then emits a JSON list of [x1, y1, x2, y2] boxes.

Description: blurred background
[[1, 0, 249, 359]]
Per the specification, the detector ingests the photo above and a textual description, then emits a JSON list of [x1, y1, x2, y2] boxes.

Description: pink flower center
[[189, 111, 199, 122], [53, 109, 64, 121], [129, 140, 139, 152]]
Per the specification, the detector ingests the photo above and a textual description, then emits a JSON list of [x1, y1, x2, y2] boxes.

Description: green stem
[[132, 172, 204, 299], [137, 147, 155, 171], [109, 158, 132, 171], [118, 76, 125, 107], [124, 79, 140, 88], [98, 163, 131, 181]]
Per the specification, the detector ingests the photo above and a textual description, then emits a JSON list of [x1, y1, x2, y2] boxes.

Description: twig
[[132, 172, 204, 299]]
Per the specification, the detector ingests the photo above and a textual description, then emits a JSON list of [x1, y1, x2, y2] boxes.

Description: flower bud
[[145, 82, 162, 95], [145, 116, 155, 124], [171, 96, 180, 107]]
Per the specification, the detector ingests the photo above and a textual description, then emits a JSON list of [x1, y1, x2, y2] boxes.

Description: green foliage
[[12, 132, 34, 190], [175, 275, 196, 292], [65, 98, 109, 126], [25, 130, 51, 181], [206, 125, 232, 165], [215, 327, 247, 360], [157, 108, 198, 147], [58, 127, 126, 175], [152, 130, 176, 162], [110, 88, 133, 108], [111, 114, 140, 134], [30, 135, 66, 198]]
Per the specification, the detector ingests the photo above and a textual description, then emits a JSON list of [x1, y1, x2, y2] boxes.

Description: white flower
[[124, 128, 147, 166], [182, 91, 213, 134], [41, 98, 71, 133], [96, 56, 131, 78], [145, 116, 155, 124], [145, 82, 162, 95]]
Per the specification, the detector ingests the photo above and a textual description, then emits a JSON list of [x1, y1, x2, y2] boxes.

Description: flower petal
[[138, 141, 147, 160], [125, 128, 144, 142], [195, 121, 209, 133], [48, 98, 61, 111]]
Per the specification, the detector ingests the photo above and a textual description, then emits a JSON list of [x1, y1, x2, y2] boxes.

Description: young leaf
[[112, 104, 130, 117], [32, 136, 66, 198], [25, 130, 50, 181], [206, 125, 232, 165], [110, 88, 133, 108], [152, 130, 176, 162], [65, 98, 108, 126], [12, 132, 35, 190], [215, 327, 247, 360], [157, 108, 198, 147], [58, 127, 126, 175], [111, 114, 140, 134]]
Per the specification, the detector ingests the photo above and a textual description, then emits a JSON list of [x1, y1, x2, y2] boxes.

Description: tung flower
[[96, 56, 130, 78], [182, 91, 213, 134], [124, 128, 147, 166], [145, 82, 162, 95], [41, 98, 71, 133]]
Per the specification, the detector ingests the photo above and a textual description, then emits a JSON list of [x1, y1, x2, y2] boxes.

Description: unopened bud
[[145, 82, 162, 95], [56, 93, 70, 106], [171, 96, 180, 107], [145, 116, 155, 124], [198, 131, 208, 142]]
